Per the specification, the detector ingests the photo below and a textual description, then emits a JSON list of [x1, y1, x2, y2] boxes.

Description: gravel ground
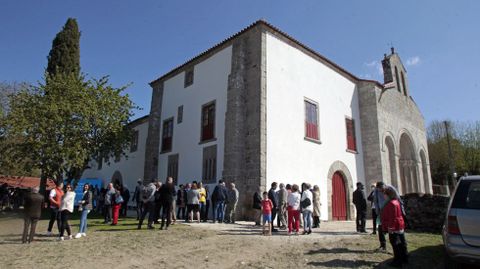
[[0, 211, 445, 269]]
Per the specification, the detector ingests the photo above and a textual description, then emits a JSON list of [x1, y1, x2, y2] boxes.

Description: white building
[[83, 20, 431, 220]]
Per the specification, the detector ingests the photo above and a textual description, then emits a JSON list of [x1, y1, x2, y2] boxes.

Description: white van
[[443, 176, 480, 267]]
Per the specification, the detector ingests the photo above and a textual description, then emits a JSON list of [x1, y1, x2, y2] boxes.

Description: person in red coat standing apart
[[381, 186, 408, 267]]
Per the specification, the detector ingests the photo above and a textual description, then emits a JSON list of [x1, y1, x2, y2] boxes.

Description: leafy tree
[[427, 120, 480, 187], [0, 82, 41, 177], [0, 81, 29, 117], [3, 75, 135, 193], [46, 18, 80, 79], [2, 18, 136, 193]]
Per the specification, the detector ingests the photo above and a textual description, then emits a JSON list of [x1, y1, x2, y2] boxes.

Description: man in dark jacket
[[268, 182, 279, 232], [252, 188, 262, 225], [22, 187, 44, 243], [120, 185, 130, 217], [211, 180, 228, 223], [353, 182, 367, 233], [133, 179, 143, 220], [159, 177, 176, 230]]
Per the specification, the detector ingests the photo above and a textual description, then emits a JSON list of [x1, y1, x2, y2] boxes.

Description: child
[[261, 191, 273, 236]]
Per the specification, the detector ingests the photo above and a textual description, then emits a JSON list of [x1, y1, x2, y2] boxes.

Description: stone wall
[[143, 81, 164, 182], [357, 81, 383, 190], [222, 24, 266, 220], [402, 193, 449, 233]]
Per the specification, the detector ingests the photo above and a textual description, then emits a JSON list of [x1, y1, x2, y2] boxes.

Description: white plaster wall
[[81, 120, 149, 201], [265, 33, 365, 220], [157, 46, 232, 190]]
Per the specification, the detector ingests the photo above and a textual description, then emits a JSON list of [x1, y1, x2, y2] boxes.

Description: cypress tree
[[46, 18, 81, 78]]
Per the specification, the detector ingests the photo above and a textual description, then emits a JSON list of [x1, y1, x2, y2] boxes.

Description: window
[[202, 145, 217, 183], [161, 118, 174, 152], [452, 181, 480, 210], [304, 100, 319, 140], [201, 101, 215, 142], [177, 105, 183, 124], [184, 68, 194, 87], [167, 154, 179, 185], [395, 66, 401, 93], [130, 130, 139, 152], [401, 72, 407, 96], [346, 118, 357, 152]]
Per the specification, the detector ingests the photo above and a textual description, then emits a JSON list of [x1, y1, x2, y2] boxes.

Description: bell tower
[[381, 47, 409, 97]]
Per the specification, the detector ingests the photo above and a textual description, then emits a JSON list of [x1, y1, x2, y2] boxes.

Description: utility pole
[[444, 121, 456, 194]]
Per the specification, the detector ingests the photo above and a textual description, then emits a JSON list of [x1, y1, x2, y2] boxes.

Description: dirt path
[[0, 212, 443, 269]]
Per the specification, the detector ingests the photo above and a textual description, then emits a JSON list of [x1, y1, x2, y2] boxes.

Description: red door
[[332, 171, 347, 220]]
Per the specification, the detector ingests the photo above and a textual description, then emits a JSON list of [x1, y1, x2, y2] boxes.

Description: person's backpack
[[141, 185, 150, 201]]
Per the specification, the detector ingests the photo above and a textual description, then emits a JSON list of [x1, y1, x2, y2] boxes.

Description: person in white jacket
[[301, 183, 313, 235], [287, 184, 301, 235], [59, 184, 76, 240]]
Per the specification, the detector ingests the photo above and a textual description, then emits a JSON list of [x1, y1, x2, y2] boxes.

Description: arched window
[[401, 72, 407, 96], [395, 66, 401, 93]]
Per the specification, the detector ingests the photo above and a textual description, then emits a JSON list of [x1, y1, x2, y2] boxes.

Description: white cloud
[[376, 63, 383, 75], [406, 56, 421, 66], [364, 60, 383, 76]]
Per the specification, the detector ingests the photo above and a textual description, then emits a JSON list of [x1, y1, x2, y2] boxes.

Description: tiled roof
[[150, 19, 384, 89], [0, 175, 56, 190], [128, 114, 149, 128]]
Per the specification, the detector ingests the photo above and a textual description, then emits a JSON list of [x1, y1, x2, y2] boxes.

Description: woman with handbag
[[111, 184, 123, 225], [300, 183, 313, 235], [75, 184, 92, 238]]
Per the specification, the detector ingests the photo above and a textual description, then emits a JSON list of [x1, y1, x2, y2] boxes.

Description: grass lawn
[[1, 210, 446, 269]]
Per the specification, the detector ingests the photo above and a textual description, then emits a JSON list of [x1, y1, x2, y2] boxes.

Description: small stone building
[[82, 20, 431, 221]]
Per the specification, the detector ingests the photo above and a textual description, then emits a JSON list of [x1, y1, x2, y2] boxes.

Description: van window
[[466, 182, 480, 209], [451, 181, 480, 209]]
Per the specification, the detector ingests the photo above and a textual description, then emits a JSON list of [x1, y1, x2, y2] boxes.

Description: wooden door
[[332, 171, 347, 220]]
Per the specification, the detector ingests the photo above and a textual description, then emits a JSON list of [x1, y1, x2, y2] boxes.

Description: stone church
[[82, 20, 431, 221]]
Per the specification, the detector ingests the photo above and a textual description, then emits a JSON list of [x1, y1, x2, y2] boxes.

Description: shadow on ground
[[307, 259, 378, 267], [305, 244, 447, 269], [306, 247, 373, 255]]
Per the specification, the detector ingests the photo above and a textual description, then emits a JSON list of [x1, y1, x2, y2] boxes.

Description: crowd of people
[[134, 178, 240, 230], [18, 176, 408, 267], [253, 182, 322, 236], [22, 181, 95, 242]]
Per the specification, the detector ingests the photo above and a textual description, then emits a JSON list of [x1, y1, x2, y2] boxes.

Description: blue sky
[[1, 1, 478, 123]]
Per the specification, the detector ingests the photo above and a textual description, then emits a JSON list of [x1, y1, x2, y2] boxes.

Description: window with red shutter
[[161, 118, 174, 152], [346, 118, 357, 152], [305, 100, 319, 140], [201, 102, 215, 142]]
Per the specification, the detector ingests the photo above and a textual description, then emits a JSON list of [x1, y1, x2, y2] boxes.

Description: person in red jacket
[[381, 187, 408, 267], [47, 181, 64, 236], [111, 184, 123, 225]]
